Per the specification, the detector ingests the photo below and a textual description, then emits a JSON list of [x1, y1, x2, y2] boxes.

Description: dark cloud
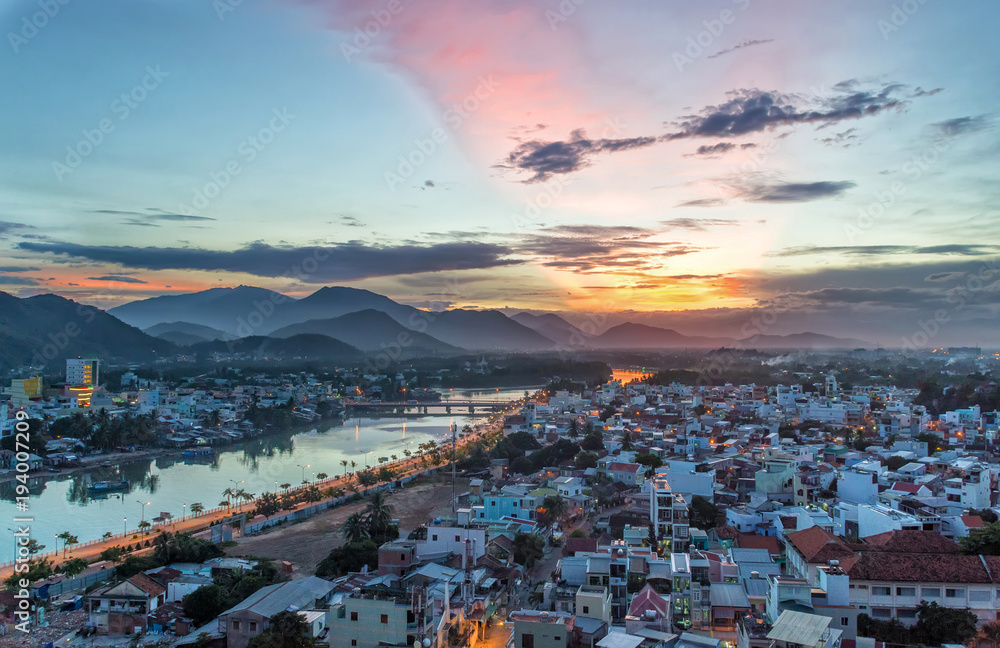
[[692, 142, 736, 157], [501, 128, 660, 182], [770, 244, 1000, 258], [513, 224, 700, 273], [706, 38, 774, 60], [931, 115, 992, 138], [738, 180, 855, 202], [0, 265, 40, 272], [92, 209, 216, 227], [665, 83, 913, 140], [774, 287, 941, 308], [18, 240, 520, 282], [424, 180, 435, 188], [674, 198, 728, 208], [0, 275, 40, 286], [660, 218, 737, 230], [819, 128, 859, 148], [339, 216, 364, 228], [0, 221, 33, 238], [86, 275, 149, 284]]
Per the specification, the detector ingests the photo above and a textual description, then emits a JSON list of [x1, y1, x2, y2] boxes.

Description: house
[[604, 462, 645, 487], [219, 576, 335, 648], [511, 610, 574, 648], [86, 573, 166, 635], [767, 610, 842, 648], [624, 584, 670, 635]]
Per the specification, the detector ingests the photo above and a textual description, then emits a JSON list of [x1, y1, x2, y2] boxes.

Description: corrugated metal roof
[[767, 610, 831, 647], [710, 582, 750, 609]]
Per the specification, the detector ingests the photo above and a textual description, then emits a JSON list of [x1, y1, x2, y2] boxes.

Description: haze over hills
[[270, 309, 460, 354], [0, 287, 876, 373], [0, 291, 176, 371], [510, 312, 588, 348], [187, 334, 363, 360], [109, 286, 292, 333], [144, 321, 233, 346]]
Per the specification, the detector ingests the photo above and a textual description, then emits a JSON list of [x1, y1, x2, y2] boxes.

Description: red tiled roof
[[785, 525, 856, 565], [736, 533, 781, 555], [127, 573, 167, 598], [962, 515, 986, 528], [779, 516, 798, 530], [847, 552, 1000, 583], [859, 530, 959, 554], [712, 526, 739, 540], [607, 462, 642, 473], [627, 584, 668, 617]]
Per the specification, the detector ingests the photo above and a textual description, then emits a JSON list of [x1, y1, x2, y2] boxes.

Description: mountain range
[[0, 285, 873, 371]]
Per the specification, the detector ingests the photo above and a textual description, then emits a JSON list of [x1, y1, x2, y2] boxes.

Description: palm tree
[[390, 455, 397, 463], [350, 460, 357, 475], [365, 491, 393, 536], [316, 473, 328, 481], [342, 512, 369, 543], [138, 520, 151, 536], [222, 487, 236, 507], [280, 483, 291, 492], [976, 621, 1000, 648], [341, 460, 349, 477], [57, 532, 78, 557], [219, 500, 231, 509], [190, 502, 204, 515], [240, 490, 255, 510]]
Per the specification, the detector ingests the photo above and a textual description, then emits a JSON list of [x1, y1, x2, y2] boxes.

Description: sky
[[1, 0, 999, 346]]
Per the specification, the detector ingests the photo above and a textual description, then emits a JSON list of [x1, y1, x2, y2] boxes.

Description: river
[[0, 387, 533, 563]]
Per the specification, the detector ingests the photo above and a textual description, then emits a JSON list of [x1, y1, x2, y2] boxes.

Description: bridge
[[345, 400, 509, 413]]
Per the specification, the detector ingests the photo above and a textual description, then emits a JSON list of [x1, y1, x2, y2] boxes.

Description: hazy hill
[[510, 312, 588, 348], [423, 309, 556, 351], [109, 286, 293, 333], [591, 322, 732, 349], [736, 332, 871, 349], [0, 291, 176, 371], [187, 334, 362, 360], [144, 321, 233, 346], [270, 309, 460, 354]]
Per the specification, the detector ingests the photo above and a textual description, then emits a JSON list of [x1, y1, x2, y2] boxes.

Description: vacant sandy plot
[[224, 476, 470, 574]]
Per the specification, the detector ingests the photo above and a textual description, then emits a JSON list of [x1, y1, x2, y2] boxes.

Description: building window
[[352, 641, 357, 646], [582, 606, 589, 614], [872, 587, 891, 596], [351, 612, 358, 621], [946, 588, 965, 598], [233, 621, 241, 631], [970, 590, 991, 602], [432, 535, 438, 541], [401, 553, 406, 560], [841, 618, 849, 626], [896, 587, 915, 597], [249, 622, 257, 632], [455, 535, 460, 542], [381, 614, 388, 624], [522, 633, 534, 648], [922, 588, 941, 599]]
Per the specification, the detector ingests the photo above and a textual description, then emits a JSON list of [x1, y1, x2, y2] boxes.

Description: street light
[[136, 501, 150, 526], [182, 503, 187, 521], [297, 464, 310, 482], [123, 517, 127, 535]]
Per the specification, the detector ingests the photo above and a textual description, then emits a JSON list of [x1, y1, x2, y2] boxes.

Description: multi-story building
[[511, 611, 574, 648], [8, 376, 42, 407], [327, 586, 434, 648], [66, 357, 100, 387], [652, 477, 691, 553]]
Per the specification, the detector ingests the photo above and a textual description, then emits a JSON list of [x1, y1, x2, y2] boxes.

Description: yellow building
[[9, 376, 43, 407]]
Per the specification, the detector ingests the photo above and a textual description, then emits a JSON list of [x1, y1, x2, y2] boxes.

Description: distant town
[[1, 345, 999, 648]]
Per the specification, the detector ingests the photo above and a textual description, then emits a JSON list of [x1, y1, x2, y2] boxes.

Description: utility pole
[[451, 420, 458, 516]]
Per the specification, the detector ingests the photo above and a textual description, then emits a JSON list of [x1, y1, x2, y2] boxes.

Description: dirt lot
[[224, 476, 470, 575]]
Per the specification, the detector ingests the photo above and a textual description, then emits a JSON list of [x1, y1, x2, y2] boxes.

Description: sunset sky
[[2, 0, 999, 344]]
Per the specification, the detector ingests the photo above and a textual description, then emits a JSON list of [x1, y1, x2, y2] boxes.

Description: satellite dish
[[414, 642, 421, 648], [423, 638, 432, 648]]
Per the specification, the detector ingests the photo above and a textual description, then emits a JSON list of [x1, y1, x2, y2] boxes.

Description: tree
[[316, 473, 328, 481], [341, 460, 349, 477], [247, 610, 316, 648], [365, 491, 394, 537], [5, 558, 53, 588], [183, 584, 230, 625], [634, 453, 663, 471], [100, 546, 126, 564], [60, 558, 89, 578], [574, 451, 598, 470], [540, 496, 568, 528], [342, 513, 369, 543], [885, 455, 908, 472], [512, 532, 545, 568], [960, 521, 1000, 555], [580, 430, 605, 452], [912, 600, 977, 646], [190, 502, 204, 515], [254, 492, 281, 519], [689, 495, 720, 530], [315, 539, 379, 578]]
